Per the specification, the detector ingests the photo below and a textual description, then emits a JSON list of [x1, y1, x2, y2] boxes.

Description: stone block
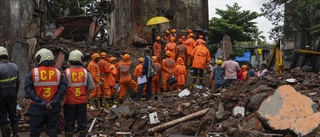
[[257, 85, 320, 136]]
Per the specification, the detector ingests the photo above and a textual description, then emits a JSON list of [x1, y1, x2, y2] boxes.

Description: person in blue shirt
[[212, 60, 225, 92]]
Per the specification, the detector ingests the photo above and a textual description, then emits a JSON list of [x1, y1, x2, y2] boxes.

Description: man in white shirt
[[258, 63, 268, 77]]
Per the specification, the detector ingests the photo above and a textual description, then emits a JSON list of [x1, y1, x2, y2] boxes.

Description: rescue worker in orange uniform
[[25, 48, 67, 137], [237, 65, 248, 81], [165, 37, 177, 60], [134, 57, 146, 99], [191, 41, 211, 89], [63, 50, 94, 137], [186, 29, 193, 38], [196, 35, 206, 46], [176, 38, 187, 62], [170, 29, 177, 39], [117, 54, 138, 104], [97, 52, 111, 108], [153, 36, 162, 63], [87, 53, 103, 109], [162, 51, 176, 92], [186, 33, 196, 68], [163, 30, 170, 44], [106, 57, 118, 107], [175, 57, 187, 90], [152, 56, 162, 94]]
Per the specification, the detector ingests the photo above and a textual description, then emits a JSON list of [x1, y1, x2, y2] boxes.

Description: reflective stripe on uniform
[[0, 76, 17, 83], [65, 68, 88, 87], [33, 68, 61, 86]]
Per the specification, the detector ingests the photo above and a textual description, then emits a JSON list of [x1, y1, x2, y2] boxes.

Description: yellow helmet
[[170, 37, 175, 41], [199, 35, 204, 39], [100, 52, 108, 57], [35, 48, 54, 64], [68, 50, 84, 63], [165, 30, 170, 34], [216, 60, 223, 65], [91, 53, 100, 59], [171, 29, 177, 33], [152, 56, 157, 62], [156, 36, 161, 41], [0, 46, 8, 57], [122, 54, 130, 61], [109, 57, 117, 62], [138, 57, 144, 63], [165, 51, 171, 56], [188, 33, 194, 37]]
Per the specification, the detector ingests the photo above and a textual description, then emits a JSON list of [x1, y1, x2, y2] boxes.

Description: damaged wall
[[109, 0, 208, 47]]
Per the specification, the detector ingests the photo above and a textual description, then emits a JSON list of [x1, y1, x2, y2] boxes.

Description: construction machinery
[[267, 40, 320, 73]]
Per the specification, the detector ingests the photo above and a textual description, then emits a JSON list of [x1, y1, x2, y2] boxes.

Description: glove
[[100, 78, 105, 82], [98, 82, 103, 86]]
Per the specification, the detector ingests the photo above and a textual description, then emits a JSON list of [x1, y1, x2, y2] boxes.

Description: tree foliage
[[262, 0, 320, 47], [209, 3, 262, 44]]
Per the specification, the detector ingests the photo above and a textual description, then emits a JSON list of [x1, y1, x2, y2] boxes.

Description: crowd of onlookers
[[211, 54, 269, 92]]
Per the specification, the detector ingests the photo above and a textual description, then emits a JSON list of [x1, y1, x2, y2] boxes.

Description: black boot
[[99, 97, 103, 108], [11, 123, 18, 137], [1, 125, 11, 137], [79, 130, 87, 137], [119, 98, 124, 105]]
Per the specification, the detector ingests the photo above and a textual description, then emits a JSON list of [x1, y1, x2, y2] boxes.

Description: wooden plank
[[52, 27, 65, 39], [54, 51, 65, 70]]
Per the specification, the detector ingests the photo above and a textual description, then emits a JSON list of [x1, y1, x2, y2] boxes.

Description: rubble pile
[[17, 68, 320, 136]]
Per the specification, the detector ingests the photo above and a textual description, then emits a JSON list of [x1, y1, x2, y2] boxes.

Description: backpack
[[147, 56, 157, 77]]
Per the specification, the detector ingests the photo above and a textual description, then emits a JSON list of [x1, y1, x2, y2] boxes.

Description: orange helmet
[[165, 30, 170, 34], [138, 57, 144, 63], [170, 37, 175, 41], [91, 53, 100, 59], [165, 51, 171, 56], [109, 57, 117, 62], [199, 35, 204, 39], [171, 29, 177, 33], [188, 33, 194, 37], [152, 56, 157, 62], [122, 54, 130, 61], [187, 29, 192, 33], [178, 38, 183, 43], [156, 36, 161, 41], [181, 35, 186, 39], [100, 52, 108, 57]]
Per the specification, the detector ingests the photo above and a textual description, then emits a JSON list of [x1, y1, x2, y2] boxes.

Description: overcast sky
[[208, 0, 275, 43]]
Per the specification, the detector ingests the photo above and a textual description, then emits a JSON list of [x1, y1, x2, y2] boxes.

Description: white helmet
[[68, 50, 84, 63], [35, 48, 54, 64], [0, 46, 8, 57]]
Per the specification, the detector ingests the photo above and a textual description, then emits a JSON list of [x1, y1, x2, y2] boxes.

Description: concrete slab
[[257, 85, 320, 136], [11, 42, 28, 99], [111, 106, 130, 114]]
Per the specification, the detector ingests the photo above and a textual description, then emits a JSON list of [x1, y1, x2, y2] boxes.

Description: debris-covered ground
[[16, 67, 320, 137]]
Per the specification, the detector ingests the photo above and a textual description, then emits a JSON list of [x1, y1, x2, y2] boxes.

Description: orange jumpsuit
[[165, 42, 177, 60], [98, 59, 111, 97], [117, 60, 138, 98], [191, 44, 211, 69], [162, 57, 175, 90], [196, 38, 205, 46], [175, 58, 187, 90], [134, 63, 146, 94], [153, 41, 162, 63], [177, 43, 187, 62], [152, 61, 162, 93], [87, 60, 102, 98], [186, 38, 196, 66], [106, 63, 118, 98]]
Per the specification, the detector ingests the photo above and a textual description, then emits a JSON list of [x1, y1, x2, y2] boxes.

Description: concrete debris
[[178, 89, 191, 97], [257, 85, 320, 136], [16, 68, 320, 136]]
